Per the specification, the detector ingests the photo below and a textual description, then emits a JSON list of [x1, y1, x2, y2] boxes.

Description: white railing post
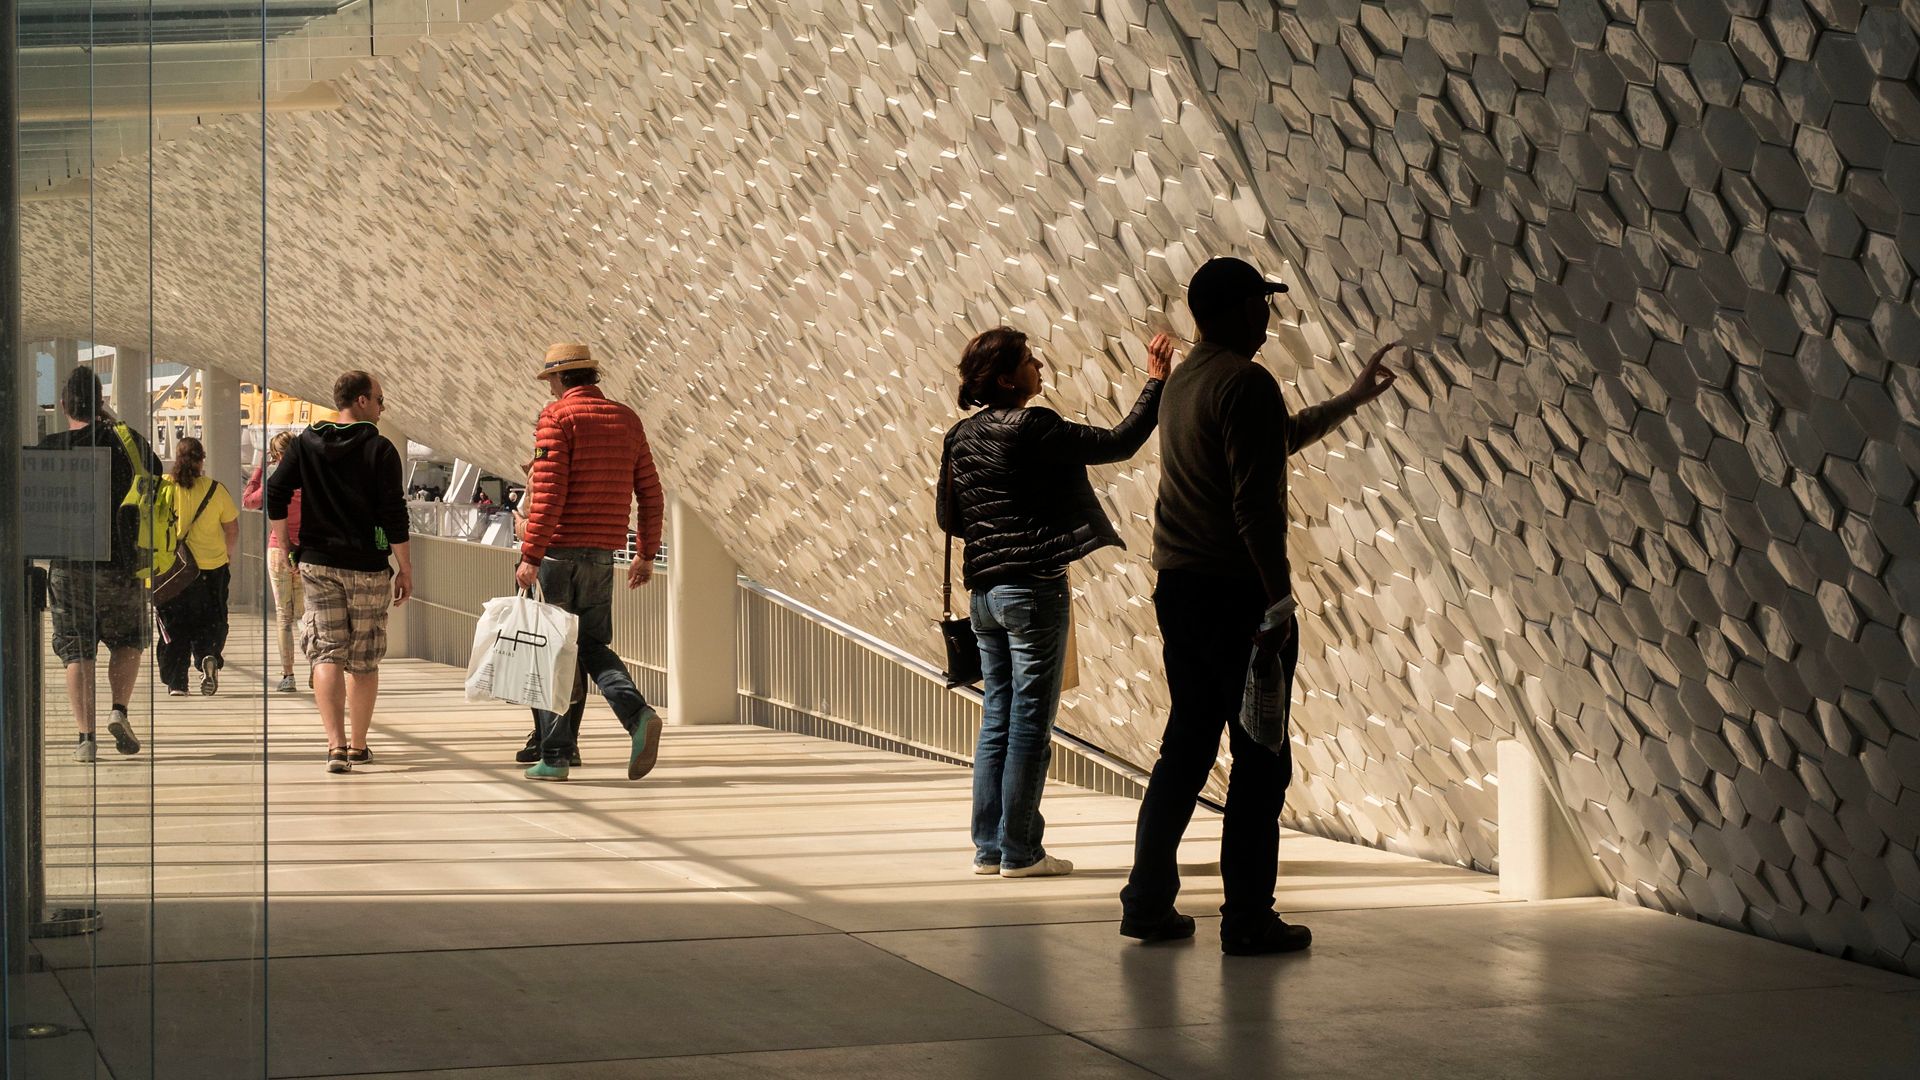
[[667, 495, 738, 725], [1498, 738, 1603, 900]]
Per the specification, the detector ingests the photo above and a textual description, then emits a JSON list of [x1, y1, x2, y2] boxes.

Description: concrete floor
[[16, 635, 1920, 1078]]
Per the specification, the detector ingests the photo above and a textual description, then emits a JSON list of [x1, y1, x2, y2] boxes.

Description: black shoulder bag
[[941, 534, 982, 689], [151, 482, 219, 606], [938, 445, 981, 688]]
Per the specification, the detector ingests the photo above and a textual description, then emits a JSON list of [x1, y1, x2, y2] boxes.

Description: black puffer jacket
[[938, 381, 1164, 590]]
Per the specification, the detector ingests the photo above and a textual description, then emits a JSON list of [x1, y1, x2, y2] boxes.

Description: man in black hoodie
[[266, 370, 412, 775]]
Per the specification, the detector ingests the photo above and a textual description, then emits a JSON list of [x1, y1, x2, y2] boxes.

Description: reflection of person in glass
[[154, 437, 240, 696], [38, 368, 160, 762], [243, 431, 305, 692]]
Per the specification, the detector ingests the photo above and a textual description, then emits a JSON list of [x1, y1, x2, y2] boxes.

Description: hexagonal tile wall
[[17, 1, 1920, 974]]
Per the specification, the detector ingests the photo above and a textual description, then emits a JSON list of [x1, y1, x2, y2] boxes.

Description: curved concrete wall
[[19, 1, 1920, 973]]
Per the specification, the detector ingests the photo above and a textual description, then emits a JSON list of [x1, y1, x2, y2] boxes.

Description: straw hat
[[535, 342, 598, 380]]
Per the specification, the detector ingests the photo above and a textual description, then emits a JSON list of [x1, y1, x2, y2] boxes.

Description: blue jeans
[[970, 576, 1072, 870], [531, 549, 650, 765]]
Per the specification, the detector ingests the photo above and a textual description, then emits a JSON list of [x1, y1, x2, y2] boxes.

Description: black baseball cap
[[1187, 257, 1289, 320]]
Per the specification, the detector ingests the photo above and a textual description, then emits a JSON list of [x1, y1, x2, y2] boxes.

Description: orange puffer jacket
[[519, 386, 664, 566]]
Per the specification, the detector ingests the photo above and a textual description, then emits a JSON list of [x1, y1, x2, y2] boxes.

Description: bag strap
[[943, 534, 955, 619], [939, 439, 956, 619], [179, 481, 218, 535], [111, 423, 151, 484]]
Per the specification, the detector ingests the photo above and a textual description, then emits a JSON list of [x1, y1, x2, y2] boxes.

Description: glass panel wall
[[8, 2, 269, 1075]]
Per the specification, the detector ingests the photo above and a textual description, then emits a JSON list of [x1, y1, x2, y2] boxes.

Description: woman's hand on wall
[[1145, 332, 1176, 381]]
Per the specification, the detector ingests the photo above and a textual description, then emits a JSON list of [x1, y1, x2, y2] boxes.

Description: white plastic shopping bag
[[1238, 596, 1299, 753], [465, 585, 580, 713]]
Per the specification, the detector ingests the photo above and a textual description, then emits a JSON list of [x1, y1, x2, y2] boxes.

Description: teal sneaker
[[627, 706, 662, 780], [524, 760, 570, 782]]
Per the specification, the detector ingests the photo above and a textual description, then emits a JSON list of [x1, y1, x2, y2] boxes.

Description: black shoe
[[626, 705, 662, 780], [568, 749, 582, 768], [1222, 917, 1312, 956], [346, 745, 371, 764], [514, 732, 540, 764], [1120, 910, 1196, 943]]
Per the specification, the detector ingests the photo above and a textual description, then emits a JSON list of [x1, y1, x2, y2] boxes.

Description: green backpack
[[112, 423, 180, 582]]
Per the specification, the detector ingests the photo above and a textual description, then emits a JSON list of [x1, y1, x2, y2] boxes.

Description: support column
[[17, 341, 44, 443], [199, 365, 243, 495], [1498, 739, 1604, 900], [109, 346, 149, 438], [666, 496, 738, 725], [378, 420, 410, 476], [50, 338, 79, 404]]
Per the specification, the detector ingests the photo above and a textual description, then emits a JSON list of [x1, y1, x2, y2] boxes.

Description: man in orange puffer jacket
[[514, 342, 666, 782]]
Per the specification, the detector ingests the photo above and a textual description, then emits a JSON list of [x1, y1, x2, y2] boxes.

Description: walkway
[[17, 637, 1920, 1078]]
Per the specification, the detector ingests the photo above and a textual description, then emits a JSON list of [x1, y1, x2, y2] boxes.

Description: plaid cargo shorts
[[48, 563, 150, 664], [297, 564, 393, 675]]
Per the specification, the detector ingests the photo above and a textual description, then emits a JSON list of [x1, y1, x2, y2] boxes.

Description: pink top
[[243, 462, 301, 548]]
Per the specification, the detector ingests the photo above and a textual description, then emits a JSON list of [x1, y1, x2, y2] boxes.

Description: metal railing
[[237, 512, 1145, 797], [405, 500, 517, 547]]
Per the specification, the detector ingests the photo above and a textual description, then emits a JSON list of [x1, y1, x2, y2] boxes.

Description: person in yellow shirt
[[155, 437, 240, 696]]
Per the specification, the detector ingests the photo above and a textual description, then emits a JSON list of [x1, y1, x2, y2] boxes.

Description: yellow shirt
[[170, 476, 239, 569]]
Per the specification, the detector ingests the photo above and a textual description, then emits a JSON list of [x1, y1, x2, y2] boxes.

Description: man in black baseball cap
[[1187, 256, 1289, 310], [1120, 256, 1400, 955]]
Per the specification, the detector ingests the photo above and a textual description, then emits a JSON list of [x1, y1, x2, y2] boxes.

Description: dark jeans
[[531, 549, 649, 765], [1121, 569, 1298, 935], [156, 564, 231, 692], [970, 575, 1072, 870]]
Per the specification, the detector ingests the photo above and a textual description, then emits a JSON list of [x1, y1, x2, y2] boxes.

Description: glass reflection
[[12, 2, 272, 1076]]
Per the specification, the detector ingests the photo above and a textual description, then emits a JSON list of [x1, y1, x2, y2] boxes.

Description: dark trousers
[[1121, 569, 1297, 934], [156, 565, 231, 692], [530, 549, 649, 765]]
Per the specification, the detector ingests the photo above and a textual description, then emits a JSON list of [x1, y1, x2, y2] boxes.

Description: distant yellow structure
[[144, 376, 333, 463], [151, 379, 333, 425], [248, 384, 335, 426]]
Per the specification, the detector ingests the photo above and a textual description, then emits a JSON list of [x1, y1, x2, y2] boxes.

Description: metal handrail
[[235, 510, 1149, 798], [739, 579, 1156, 792]]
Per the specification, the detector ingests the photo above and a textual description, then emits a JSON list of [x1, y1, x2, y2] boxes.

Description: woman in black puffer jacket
[[937, 326, 1174, 878]]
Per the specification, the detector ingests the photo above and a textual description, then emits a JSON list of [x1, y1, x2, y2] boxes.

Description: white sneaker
[[106, 716, 141, 756], [972, 861, 1001, 876], [73, 740, 97, 763], [1001, 855, 1073, 878]]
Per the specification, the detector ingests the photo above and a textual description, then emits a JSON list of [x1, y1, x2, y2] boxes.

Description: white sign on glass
[[21, 447, 114, 561]]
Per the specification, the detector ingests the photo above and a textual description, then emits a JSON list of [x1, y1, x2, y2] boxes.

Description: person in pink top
[[243, 431, 306, 692]]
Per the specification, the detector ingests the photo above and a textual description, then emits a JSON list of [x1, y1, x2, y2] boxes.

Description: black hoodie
[[265, 421, 409, 572]]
